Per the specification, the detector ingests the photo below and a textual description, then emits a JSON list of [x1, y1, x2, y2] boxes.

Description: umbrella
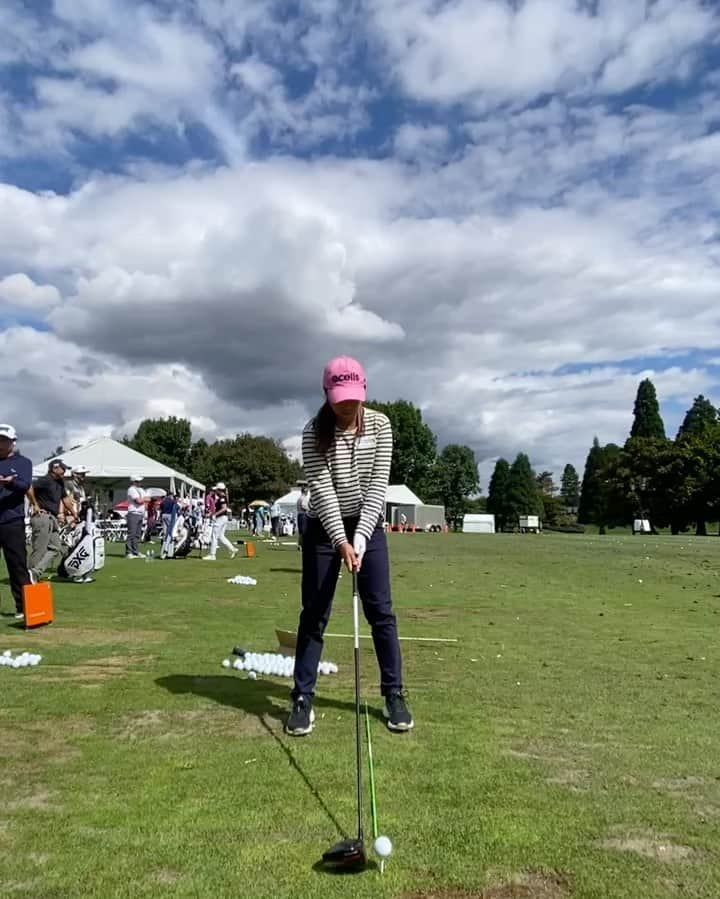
[[145, 487, 167, 499], [249, 500, 270, 508]]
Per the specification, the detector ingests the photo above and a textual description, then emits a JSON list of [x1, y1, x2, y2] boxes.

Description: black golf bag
[[170, 512, 199, 559], [58, 506, 106, 579]]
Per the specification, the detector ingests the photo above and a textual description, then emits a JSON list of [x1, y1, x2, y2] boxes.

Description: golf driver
[[321, 568, 367, 871]]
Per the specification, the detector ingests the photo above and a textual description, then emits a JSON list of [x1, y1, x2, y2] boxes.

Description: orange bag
[[22, 582, 54, 629]]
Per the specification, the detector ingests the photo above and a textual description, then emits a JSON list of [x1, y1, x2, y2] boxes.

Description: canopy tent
[[275, 489, 301, 518], [385, 484, 445, 530], [33, 437, 205, 511]]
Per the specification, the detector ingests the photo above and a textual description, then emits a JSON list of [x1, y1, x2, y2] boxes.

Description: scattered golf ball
[[222, 659, 231, 668], [248, 670, 257, 680], [374, 835, 392, 858]]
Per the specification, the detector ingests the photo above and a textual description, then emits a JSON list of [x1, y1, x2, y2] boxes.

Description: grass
[[0, 531, 719, 898]]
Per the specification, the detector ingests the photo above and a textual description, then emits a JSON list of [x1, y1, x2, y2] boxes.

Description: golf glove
[[352, 533, 367, 565]]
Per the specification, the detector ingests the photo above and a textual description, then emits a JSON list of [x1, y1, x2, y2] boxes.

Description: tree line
[[578, 379, 720, 535], [123, 400, 480, 521]]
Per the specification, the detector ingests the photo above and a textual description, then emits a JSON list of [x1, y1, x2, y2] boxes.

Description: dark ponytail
[[314, 400, 365, 455]]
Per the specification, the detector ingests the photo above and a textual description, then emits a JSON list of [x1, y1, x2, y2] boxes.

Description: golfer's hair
[[314, 401, 364, 454]]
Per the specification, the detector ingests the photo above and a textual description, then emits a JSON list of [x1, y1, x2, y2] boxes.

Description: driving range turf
[[0, 531, 718, 898]]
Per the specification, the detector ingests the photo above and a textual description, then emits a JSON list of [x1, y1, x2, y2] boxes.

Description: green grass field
[[1, 532, 718, 899]]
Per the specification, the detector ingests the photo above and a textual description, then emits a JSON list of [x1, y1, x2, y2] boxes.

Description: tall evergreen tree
[[535, 470, 555, 496], [630, 378, 666, 440], [578, 438, 603, 524], [487, 458, 512, 531], [677, 395, 718, 439], [560, 463, 580, 509], [506, 453, 542, 525]]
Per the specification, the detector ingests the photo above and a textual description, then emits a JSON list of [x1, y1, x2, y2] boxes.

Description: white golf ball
[[222, 659, 231, 668], [2, 650, 11, 657], [374, 835, 392, 858], [233, 659, 242, 670], [248, 670, 257, 680]]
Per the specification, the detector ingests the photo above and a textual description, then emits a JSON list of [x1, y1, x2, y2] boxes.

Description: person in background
[[64, 465, 91, 521], [253, 504, 265, 537], [203, 483, 237, 560], [125, 475, 146, 559], [144, 498, 159, 543], [0, 424, 32, 619], [27, 458, 68, 581], [286, 355, 413, 737], [296, 485, 310, 551], [159, 492, 179, 559], [270, 499, 281, 537]]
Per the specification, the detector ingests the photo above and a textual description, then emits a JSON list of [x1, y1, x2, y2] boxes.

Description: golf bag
[[58, 506, 106, 579], [170, 512, 199, 559]]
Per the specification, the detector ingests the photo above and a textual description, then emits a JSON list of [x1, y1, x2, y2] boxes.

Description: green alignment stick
[[364, 702, 383, 873]]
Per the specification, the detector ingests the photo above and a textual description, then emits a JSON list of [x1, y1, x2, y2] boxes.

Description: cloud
[[368, 0, 718, 105], [1, 0, 720, 486], [0, 273, 61, 309]]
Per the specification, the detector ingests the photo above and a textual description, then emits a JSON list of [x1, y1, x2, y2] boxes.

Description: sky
[[2, 0, 720, 490]]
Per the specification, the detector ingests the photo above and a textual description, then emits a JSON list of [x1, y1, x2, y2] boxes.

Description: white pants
[[210, 516, 234, 556]]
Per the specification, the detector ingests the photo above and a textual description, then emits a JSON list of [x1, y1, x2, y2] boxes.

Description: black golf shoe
[[285, 696, 315, 736], [383, 691, 414, 731]]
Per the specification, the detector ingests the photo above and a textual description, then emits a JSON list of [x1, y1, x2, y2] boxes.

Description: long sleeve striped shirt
[[302, 407, 392, 547]]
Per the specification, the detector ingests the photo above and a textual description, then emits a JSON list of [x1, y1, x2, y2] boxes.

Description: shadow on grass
[[155, 674, 386, 871], [268, 567, 302, 574]]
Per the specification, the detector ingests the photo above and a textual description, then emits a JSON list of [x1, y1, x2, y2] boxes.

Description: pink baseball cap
[[323, 356, 367, 404]]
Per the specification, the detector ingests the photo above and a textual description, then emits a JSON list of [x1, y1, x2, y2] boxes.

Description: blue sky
[[1, 0, 720, 485]]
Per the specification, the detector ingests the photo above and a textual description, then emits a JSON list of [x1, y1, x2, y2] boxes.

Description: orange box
[[246, 541, 255, 558], [22, 582, 54, 629]]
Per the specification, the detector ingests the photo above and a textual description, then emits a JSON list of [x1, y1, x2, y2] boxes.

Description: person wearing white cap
[[0, 424, 33, 619], [125, 475, 146, 558], [64, 465, 90, 522], [203, 482, 237, 561]]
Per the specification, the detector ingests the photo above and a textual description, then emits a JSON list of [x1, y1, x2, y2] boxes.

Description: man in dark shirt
[[27, 458, 67, 581], [0, 424, 33, 618]]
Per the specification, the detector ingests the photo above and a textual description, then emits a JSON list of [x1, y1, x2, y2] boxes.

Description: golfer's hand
[[352, 533, 366, 569], [338, 542, 359, 572]]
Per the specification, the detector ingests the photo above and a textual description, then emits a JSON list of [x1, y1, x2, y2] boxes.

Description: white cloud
[[369, 0, 717, 105], [0, 273, 61, 309]]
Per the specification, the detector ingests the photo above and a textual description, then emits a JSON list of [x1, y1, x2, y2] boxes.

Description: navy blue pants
[[292, 517, 403, 699]]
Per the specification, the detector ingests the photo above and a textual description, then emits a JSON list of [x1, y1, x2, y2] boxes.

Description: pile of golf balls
[[0, 650, 42, 669], [221, 651, 338, 678]]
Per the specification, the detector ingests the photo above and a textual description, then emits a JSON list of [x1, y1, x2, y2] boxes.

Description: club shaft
[[352, 571, 363, 842]]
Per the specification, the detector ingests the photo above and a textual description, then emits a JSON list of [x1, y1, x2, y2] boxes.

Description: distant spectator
[[270, 500, 281, 537], [159, 493, 179, 559], [0, 424, 32, 619], [125, 475, 146, 559], [27, 458, 68, 581], [144, 498, 159, 543], [203, 483, 237, 560]]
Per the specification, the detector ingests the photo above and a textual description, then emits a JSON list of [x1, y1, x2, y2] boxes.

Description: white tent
[[386, 485, 422, 506], [33, 437, 205, 508], [276, 489, 301, 517]]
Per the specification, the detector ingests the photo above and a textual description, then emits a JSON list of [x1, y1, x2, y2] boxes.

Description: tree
[[560, 463, 580, 510], [630, 378, 666, 440], [506, 453, 542, 526], [193, 434, 301, 504], [579, 439, 624, 526], [127, 417, 193, 474], [366, 399, 437, 496], [430, 444, 479, 528], [677, 395, 718, 438], [487, 458, 512, 531], [536, 470, 555, 496]]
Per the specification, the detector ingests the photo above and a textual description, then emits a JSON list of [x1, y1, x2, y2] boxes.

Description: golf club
[[321, 567, 367, 871]]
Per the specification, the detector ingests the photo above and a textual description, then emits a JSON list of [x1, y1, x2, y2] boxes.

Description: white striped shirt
[[302, 407, 392, 547]]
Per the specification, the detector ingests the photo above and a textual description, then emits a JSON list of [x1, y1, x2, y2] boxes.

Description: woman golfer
[[286, 356, 413, 736]]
